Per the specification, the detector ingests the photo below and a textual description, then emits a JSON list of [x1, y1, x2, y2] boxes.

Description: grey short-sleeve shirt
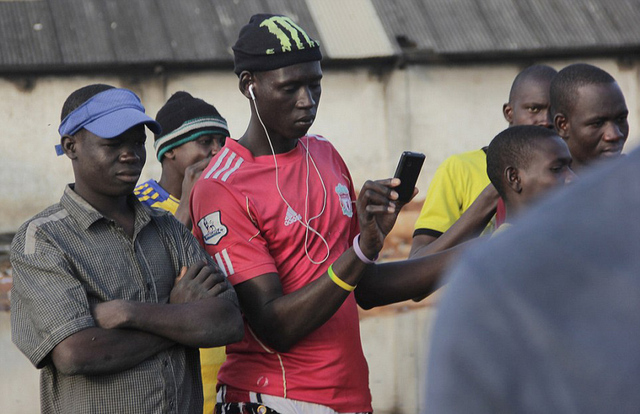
[[11, 186, 214, 413]]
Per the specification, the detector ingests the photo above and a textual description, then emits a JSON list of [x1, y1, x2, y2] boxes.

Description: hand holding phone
[[393, 151, 426, 202]]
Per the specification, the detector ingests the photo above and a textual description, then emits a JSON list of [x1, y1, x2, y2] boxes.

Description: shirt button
[[163, 360, 168, 367]]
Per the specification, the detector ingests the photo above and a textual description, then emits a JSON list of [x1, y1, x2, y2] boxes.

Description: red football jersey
[[191, 136, 371, 412]]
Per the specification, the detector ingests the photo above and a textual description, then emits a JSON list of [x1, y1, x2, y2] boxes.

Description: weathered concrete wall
[[361, 302, 439, 414], [0, 312, 39, 413], [2, 58, 638, 233]]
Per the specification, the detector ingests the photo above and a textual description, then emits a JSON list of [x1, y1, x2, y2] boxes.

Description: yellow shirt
[[134, 179, 180, 215], [414, 149, 495, 236]]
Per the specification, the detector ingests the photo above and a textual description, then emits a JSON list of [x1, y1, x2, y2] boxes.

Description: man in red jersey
[[190, 13, 454, 414]]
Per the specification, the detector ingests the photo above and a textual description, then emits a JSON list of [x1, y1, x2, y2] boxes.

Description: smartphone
[[393, 151, 426, 202]]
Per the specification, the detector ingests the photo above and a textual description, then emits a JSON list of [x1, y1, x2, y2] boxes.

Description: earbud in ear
[[249, 84, 256, 101]]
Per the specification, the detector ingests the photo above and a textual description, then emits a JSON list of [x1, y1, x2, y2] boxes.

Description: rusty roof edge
[[3, 45, 640, 75], [0, 56, 404, 76], [399, 45, 640, 65]]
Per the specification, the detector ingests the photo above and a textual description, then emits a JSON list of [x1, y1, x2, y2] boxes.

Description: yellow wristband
[[327, 264, 356, 292]]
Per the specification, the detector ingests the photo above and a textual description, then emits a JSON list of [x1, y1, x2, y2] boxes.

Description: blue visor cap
[[58, 88, 162, 139]]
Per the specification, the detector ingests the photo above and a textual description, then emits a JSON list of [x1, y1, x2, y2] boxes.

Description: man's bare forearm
[[51, 327, 174, 376], [356, 246, 462, 309], [236, 248, 369, 353], [233, 178, 403, 353], [95, 297, 244, 348], [410, 185, 498, 258]]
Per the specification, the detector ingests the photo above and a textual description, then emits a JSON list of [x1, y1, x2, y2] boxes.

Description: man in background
[[136, 91, 229, 229], [551, 63, 629, 173], [410, 64, 558, 258], [135, 91, 232, 413], [425, 145, 640, 414], [486, 125, 575, 229]]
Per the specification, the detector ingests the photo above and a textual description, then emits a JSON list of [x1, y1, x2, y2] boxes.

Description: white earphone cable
[[250, 92, 330, 265]]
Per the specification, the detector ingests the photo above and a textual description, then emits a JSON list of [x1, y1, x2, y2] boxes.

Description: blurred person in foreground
[[424, 143, 640, 414]]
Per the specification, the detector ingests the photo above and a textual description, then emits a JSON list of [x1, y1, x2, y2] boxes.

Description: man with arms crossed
[[11, 84, 243, 413]]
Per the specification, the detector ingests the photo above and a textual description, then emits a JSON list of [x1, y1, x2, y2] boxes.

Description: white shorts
[[216, 386, 370, 414]]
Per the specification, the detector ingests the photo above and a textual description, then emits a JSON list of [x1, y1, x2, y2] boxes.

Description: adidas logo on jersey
[[284, 206, 302, 226]]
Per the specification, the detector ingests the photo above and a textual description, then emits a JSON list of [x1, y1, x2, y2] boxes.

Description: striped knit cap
[[154, 91, 229, 161], [233, 14, 322, 75]]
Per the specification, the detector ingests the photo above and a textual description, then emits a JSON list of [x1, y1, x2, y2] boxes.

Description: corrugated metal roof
[[306, 0, 397, 59], [0, 0, 325, 71], [0, 1, 59, 68], [0, 0, 639, 72], [155, 0, 232, 62], [50, 0, 175, 65], [373, 0, 640, 59]]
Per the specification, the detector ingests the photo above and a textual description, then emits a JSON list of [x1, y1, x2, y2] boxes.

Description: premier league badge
[[197, 211, 228, 245]]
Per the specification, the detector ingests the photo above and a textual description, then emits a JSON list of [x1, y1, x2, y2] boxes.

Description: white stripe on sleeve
[[221, 158, 244, 182], [213, 152, 236, 180], [204, 148, 230, 179], [221, 248, 235, 275]]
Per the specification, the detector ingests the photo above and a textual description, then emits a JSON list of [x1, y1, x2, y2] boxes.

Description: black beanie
[[233, 14, 322, 75], [154, 91, 229, 161]]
